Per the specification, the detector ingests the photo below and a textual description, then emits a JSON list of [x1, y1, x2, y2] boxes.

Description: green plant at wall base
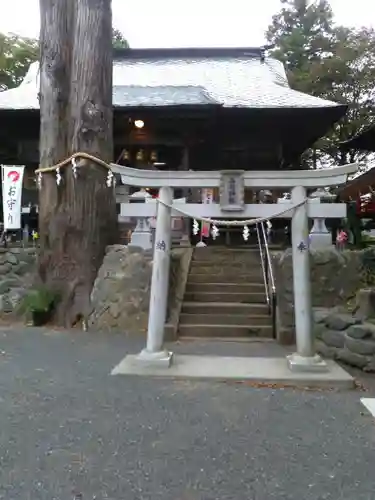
[[19, 286, 59, 314], [346, 202, 364, 248], [361, 234, 375, 247], [360, 248, 375, 285]]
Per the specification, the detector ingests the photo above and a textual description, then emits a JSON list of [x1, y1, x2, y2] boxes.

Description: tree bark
[[38, 0, 118, 327], [38, 0, 74, 297]]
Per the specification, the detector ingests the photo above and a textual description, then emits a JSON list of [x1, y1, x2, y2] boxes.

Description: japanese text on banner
[[1, 166, 25, 230], [201, 188, 214, 237]]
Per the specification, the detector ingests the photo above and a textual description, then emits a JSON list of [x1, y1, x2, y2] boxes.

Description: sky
[[0, 0, 374, 47]]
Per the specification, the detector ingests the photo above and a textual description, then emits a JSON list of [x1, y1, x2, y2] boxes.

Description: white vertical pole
[[287, 186, 327, 372], [138, 185, 173, 366], [291, 185, 314, 357]]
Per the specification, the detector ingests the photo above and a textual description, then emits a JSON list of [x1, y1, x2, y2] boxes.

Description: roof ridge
[[113, 47, 267, 60]]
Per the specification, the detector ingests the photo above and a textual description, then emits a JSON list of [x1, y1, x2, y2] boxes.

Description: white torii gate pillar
[[136, 186, 174, 367], [286, 186, 327, 372]]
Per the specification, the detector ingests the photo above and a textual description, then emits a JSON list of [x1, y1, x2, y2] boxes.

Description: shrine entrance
[[112, 162, 358, 373], [190, 223, 259, 246]]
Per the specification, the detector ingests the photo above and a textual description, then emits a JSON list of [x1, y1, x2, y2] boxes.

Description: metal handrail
[[257, 221, 277, 339], [260, 222, 276, 294], [256, 223, 270, 308]]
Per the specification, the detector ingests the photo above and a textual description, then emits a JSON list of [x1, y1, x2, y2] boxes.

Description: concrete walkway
[[112, 337, 353, 389], [0, 327, 375, 499], [113, 354, 353, 388]]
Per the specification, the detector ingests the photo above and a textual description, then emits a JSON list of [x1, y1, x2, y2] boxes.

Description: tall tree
[[0, 28, 129, 91], [266, 0, 337, 168], [316, 27, 375, 164], [0, 33, 38, 90], [266, 0, 375, 167], [38, 0, 117, 327], [266, 0, 336, 95]]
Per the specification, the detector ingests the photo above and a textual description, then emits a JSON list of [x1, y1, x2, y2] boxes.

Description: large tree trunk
[[38, 0, 117, 327], [38, 0, 74, 304]]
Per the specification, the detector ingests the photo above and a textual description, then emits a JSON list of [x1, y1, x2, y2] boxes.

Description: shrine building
[[0, 46, 347, 220]]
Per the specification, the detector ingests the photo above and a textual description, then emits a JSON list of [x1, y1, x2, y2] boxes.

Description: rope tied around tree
[[35, 152, 308, 228], [35, 152, 115, 187], [35, 152, 112, 174]]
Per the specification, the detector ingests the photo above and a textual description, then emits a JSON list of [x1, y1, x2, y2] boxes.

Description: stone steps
[[185, 282, 265, 294], [192, 250, 265, 263], [179, 312, 272, 326], [190, 260, 263, 269], [178, 324, 273, 338], [193, 245, 282, 253], [187, 272, 264, 283], [181, 301, 269, 315], [184, 291, 267, 304], [177, 247, 273, 340]]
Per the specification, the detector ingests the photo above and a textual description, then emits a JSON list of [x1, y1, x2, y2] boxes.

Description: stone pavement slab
[[0, 327, 375, 500], [361, 398, 375, 417], [111, 354, 354, 389]]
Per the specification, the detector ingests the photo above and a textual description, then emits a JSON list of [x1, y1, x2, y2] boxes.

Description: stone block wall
[[0, 247, 37, 315], [88, 245, 153, 332], [314, 309, 375, 372], [273, 248, 364, 344], [88, 244, 192, 334], [166, 247, 193, 339]]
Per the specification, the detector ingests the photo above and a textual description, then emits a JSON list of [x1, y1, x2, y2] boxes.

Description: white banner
[[202, 188, 214, 205], [201, 189, 214, 237], [2, 165, 25, 230]]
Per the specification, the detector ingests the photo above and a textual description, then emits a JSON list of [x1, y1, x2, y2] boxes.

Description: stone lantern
[[128, 188, 153, 250], [309, 188, 336, 249]]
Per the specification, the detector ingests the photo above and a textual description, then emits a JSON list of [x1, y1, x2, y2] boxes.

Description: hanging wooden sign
[[219, 170, 245, 212]]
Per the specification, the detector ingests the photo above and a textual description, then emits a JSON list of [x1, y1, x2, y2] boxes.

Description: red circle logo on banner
[[7, 170, 20, 183]]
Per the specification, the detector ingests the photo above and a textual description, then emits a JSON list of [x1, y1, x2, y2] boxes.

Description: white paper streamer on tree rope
[[56, 167, 62, 185], [71, 158, 78, 178], [106, 170, 114, 187], [35, 152, 116, 189]]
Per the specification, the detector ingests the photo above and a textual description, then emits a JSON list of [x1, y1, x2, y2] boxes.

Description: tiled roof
[[112, 85, 219, 107], [0, 48, 343, 110]]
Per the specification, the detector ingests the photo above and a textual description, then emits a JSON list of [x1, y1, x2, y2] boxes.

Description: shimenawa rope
[[35, 152, 307, 227], [156, 196, 306, 227]]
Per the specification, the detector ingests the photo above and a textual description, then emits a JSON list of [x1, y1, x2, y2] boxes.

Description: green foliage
[[361, 234, 375, 246], [315, 26, 375, 165], [266, 0, 375, 167], [19, 286, 59, 314], [266, 0, 335, 94], [360, 248, 375, 284], [0, 28, 129, 91], [112, 28, 130, 49], [0, 33, 38, 90], [346, 202, 363, 248]]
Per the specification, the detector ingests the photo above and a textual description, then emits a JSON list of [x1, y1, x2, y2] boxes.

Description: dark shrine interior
[[0, 104, 345, 172]]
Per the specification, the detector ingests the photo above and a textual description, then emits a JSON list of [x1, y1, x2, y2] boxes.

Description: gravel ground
[[0, 327, 374, 500]]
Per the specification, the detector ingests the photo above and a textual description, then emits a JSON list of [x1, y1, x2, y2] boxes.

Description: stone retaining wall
[[166, 247, 193, 340], [273, 248, 365, 344], [88, 245, 153, 332], [88, 244, 191, 334], [0, 247, 37, 315], [314, 309, 375, 372]]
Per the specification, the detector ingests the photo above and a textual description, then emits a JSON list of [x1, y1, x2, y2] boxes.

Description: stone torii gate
[[111, 163, 358, 373]]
